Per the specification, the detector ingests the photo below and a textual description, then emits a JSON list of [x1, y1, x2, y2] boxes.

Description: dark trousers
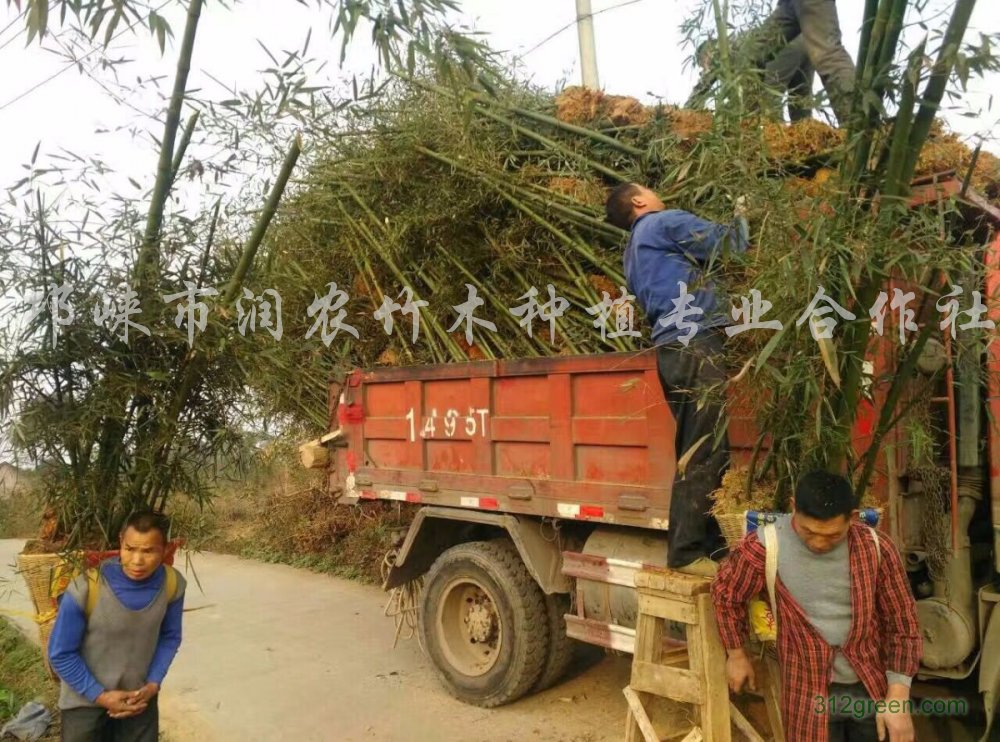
[[656, 330, 729, 568], [687, 34, 814, 122], [61, 697, 158, 742], [827, 683, 879, 742], [748, 0, 856, 124], [764, 37, 815, 122]]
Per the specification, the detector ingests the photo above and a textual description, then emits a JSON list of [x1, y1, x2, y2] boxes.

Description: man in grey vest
[[49, 512, 186, 742]]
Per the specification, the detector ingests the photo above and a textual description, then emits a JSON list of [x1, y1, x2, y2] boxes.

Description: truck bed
[[328, 351, 734, 530]]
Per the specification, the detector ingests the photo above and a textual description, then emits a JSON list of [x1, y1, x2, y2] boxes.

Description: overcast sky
[[0, 0, 997, 208]]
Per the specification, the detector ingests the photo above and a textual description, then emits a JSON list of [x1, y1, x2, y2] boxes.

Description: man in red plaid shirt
[[711, 471, 922, 742]]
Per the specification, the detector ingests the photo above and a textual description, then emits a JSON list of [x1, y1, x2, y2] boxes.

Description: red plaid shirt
[[711, 522, 922, 742]]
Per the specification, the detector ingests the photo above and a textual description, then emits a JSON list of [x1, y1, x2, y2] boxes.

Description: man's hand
[[876, 685, 915, 742], [96, 690, 147, 719], [128, 682, 159, 707], [725, 647, 756, 694]]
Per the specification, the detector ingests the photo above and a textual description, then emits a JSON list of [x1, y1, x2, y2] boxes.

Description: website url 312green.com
[[814, 695, 969, 718]]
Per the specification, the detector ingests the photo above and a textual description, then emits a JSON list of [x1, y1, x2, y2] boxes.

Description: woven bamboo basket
[[716, 512, 751, 548], [15, 552, 65, 675], [16, 553, 64, 617]]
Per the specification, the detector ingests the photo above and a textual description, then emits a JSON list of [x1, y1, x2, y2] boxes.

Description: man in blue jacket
[[49, 511, 185, 742], [606, 184, 749, 577]]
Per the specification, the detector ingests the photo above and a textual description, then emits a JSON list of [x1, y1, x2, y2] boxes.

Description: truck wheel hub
[[465, 596, 498, 643], [437, 578, 503, 677]]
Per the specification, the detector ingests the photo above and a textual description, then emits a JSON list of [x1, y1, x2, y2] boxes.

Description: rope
[[0, 607, 54, 623], [381, 549, 423, 650], [539, 516, 562, 544]]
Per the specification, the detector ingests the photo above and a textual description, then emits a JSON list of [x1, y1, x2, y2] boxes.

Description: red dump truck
[[304, 175, 1000, 729]]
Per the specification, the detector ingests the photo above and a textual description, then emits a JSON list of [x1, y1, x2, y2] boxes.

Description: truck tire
[[420, 540, 549, 707], [532, 592, 578, 692]]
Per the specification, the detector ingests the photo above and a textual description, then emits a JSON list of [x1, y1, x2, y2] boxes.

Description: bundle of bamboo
[[262, 77, 996, 375]]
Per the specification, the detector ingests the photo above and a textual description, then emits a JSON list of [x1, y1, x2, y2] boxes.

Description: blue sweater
[[624, 210, 749, 345], [48, 561, 184, 702]]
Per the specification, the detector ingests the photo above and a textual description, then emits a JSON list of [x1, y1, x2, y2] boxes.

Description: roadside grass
[[0, 618, 59, 741]]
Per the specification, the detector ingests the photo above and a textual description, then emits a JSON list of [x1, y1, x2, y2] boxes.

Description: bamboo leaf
[[676, 434, 711, 477], [754, 325, 787, 372], [811, 317, 842, 389], [26, 0, 49, 43]]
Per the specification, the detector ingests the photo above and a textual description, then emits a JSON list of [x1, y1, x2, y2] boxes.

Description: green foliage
[[0, 485, 44, 539], [0, 619, 57, 735], [682, 0, 998, 496], [257, 76, 648, 379], [0, 0, 496, 547], [7, 0, 181, 48]]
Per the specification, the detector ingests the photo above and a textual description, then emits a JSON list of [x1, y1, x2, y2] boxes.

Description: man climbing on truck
[[711, 470, 922, 742], [687, 33, 816, 122], [746, 0, 856, 126], [605, 184, 749, 577]]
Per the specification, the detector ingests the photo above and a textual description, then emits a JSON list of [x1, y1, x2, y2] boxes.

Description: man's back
[[624, 209, 746, 345]]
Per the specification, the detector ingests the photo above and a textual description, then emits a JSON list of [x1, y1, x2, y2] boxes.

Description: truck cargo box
[[327, 351, 754, 530]]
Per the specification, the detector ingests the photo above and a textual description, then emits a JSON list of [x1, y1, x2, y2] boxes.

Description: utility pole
[[575, 0, 600, 90]]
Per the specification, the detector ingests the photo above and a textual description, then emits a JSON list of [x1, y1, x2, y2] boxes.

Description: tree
[[0, 0, 494, 546], [683, 0, 998, 502]]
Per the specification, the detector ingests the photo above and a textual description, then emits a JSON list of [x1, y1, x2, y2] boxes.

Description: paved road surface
[[0, 540, 633, 742], [5, 540, 992, 742]]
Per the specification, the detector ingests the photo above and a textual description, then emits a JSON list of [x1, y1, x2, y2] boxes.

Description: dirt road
[[0, 540, 631, 742]]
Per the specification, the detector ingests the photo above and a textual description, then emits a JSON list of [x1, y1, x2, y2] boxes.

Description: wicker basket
[[15, 553, 63, 617], [15, 552, 65, 676], [715, 512, 751, 548]]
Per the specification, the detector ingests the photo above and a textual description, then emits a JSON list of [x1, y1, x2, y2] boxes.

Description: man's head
[[119, 511, 170, 581], [791, 470, 858, 554], [604, 183, 666, 230]]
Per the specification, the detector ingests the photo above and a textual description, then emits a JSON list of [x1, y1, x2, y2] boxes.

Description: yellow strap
[[84, 568, 100, 618], [0, 607, 55, 623], [164, 566, 178, 602], [79, 565, 177, 620]]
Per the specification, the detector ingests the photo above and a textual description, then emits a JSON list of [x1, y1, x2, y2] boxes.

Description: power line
[[51, 34, 159, 121], [0, 9, 28, 53], [517, 0, 643, 60], [0, 0, 173, 114], [0, 60, 75, 112]]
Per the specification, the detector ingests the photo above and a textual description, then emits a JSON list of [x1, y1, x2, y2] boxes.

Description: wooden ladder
[[623, 567, 774, 742]]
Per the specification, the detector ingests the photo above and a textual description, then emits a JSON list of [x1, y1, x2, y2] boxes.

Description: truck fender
[[979, 602, 1000, 741], [384, 506, 572, 595]]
